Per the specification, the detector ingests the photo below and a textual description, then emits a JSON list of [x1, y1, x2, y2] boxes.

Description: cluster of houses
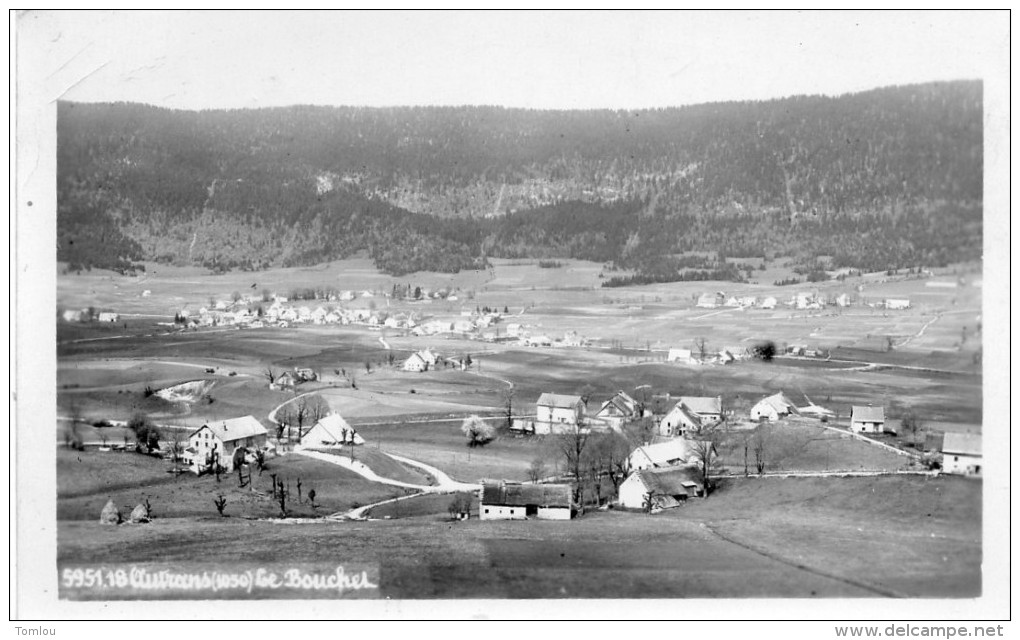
[[487, 384, 983, 519], [180, 300, 425, 331], [170, 384, 980, 523], [695, 291, 910, 311], [61, 309, 119, 323], [666, 346, 747, 366]]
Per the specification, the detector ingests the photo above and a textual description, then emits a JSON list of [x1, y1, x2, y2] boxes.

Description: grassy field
[[56, 474, 980, 598], [356, 421, 554, 483], [714, 419, 916, 473], [680, 475, 982, 597], [57, 449, 408, 520], [364, 491, 479, 520]]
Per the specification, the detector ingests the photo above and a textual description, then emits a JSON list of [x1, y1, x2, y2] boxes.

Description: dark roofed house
[[618, 466, 705, 512], [479, 481, 573, 520]]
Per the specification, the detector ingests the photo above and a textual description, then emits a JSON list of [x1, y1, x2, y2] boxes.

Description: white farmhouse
[[658, 402, 703, 437], [479, 482, 572, 520], [941, 433, 982, 476], [593, 391, 641, 428], [535, 393, 585, 434], [885, 298, 911, 310], [667, 348, 695, 364], [402, 352, 429, 372], [97, 312, 119, 323], [618, 467, 704, 511], [850, 405, 891, 434], [184, 416, 269, 474], [751, 392, 798, 422]]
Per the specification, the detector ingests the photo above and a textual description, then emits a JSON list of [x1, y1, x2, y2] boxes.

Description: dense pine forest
[[57, 81, 982, 278]]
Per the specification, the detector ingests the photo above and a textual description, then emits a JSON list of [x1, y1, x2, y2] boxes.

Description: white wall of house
[[479, 504, 527, 520], [537, 404, 580, 426], [943, 452, 982, 476], [750, 402, 781, 422], [851, 420, 883, 434], [617, 475, 648, 509], [536, 506, 571, 520], [658, 406, 698, 436]]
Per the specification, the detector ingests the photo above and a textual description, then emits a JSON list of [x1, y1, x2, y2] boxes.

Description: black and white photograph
[[11, 8, 1011, 628]]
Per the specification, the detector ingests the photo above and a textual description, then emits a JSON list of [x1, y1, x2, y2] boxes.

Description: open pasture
[[682, 475, 981, 597], [355, 420, 553, 484], [57, 474, 981, 598], [714, 419, 915, 473]]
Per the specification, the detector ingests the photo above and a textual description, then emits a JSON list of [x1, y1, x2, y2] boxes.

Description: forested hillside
[[57, 81, 982, 277]]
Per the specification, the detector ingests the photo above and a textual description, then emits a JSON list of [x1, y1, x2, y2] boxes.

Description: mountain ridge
[[57, 80, 982, 278]]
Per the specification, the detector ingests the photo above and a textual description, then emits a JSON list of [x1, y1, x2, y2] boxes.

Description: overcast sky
[[18, 10, 1008, 111]]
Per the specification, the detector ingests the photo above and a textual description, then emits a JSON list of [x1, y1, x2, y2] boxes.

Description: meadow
[[57, 474, 981, 598]]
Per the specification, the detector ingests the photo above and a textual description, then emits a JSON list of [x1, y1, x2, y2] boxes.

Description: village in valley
[[56, 254, 984, 599]]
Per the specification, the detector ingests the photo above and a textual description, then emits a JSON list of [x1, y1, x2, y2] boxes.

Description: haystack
[[99, 500, 122, 525]]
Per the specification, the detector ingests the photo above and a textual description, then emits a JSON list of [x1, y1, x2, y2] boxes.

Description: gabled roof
[[200, 416, 267, 443], [756, 392, 797, 414], [309, 413, 353, 438], [404, 352, 427, 365], [631, 439, 693, 467], [597, 391, 639, 417], [481, 482, 572, 508], [663, 402, 703, 429], [942, 433, 981, 456], [537, 393, 583, 409], [681, 396, 722, 416], [633, 466, 703, 497], [851, 405, 885, 422]]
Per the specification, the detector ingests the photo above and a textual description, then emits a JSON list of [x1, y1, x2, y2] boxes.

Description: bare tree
[[690, 425, 723, 495], [694, 337, 709, 362], [752, 423, 771, 474], [556, 424, 591, 508], [526, 457, 547, 483], [214, 495, 227, 516], [577, 383, 597, 406], [900, 411, 924, 448], [307, 397, 329, 424], [264, 367, 277, 386], [277, 479, 287, 516], [169, 429, 185, 474], [501, 384, 516, 432]]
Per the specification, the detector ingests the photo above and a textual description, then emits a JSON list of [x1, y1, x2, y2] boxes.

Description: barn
[[479, 482, 572, 520]]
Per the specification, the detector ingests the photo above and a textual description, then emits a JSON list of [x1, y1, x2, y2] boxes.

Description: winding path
[[295, 448, 481, 521]]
